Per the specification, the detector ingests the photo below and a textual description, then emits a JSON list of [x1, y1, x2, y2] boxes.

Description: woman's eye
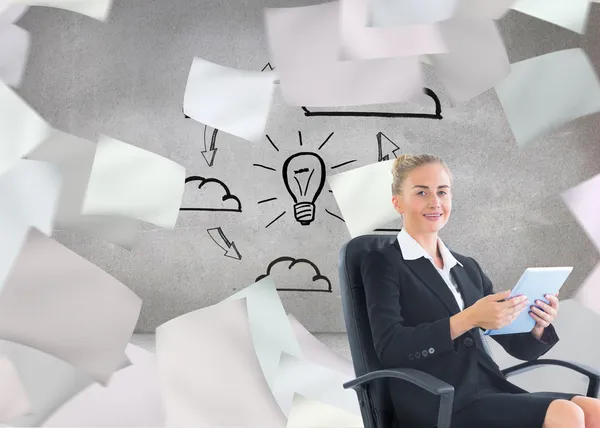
[[439, 191, 447, 196]]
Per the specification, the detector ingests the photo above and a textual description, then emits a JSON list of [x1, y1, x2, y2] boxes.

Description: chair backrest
[[338, 234, 397, 428], [338, 234, 495, 428]]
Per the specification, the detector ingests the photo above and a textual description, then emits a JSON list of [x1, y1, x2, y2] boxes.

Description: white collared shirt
[[397, 229, 465, 311]]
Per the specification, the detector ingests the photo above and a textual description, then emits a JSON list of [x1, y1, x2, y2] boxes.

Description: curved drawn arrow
[[202, 125, 219, 167], [207, 227, 241, 260], [377, 132, 400, 162]]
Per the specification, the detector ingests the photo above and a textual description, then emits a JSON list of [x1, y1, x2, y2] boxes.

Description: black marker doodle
[[255, 131, 357, 228], [180, 176, 242, 212], [377, 131, 400, 162], [207, 227, 241, 260], [202, 125, 219, 167], [256, 256, 332, 292], [262, 62, 274, 72]]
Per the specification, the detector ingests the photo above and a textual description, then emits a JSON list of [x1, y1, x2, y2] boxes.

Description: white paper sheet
[[573, 264, 600, 317], [339, 0, 447, 60], [183, 57, 276, 143], [495, 48, 600, 147], [287, 314, 355, 378], [0, 159, 61, 294], [0, 24, 30, 87], [561, 172, 600, 252], [43, 344, 165, 427], [264, 1, 423, 107], [12, 0, 113, 21], [0, 356, 30, 423], [328, 159, 400, 237], [0, 3, 29, 25], [429, 10, 509, 105], [458, 0, 516, 19], [510, 0, 590, 34], [286, 394, 363, 428], [0, 82, 53, 177], [368, 0, 458, 26], [156, 298, 286, 428], [1, 340, 131, 428], [81, 135, 186, 230], [272, 353, 360, 418], [27, 129, 141, 248], [0, 228, 142, 384], [225, 277, 303, 389]]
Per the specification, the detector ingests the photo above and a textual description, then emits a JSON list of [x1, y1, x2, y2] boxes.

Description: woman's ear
[[392, 194, 403, 214]]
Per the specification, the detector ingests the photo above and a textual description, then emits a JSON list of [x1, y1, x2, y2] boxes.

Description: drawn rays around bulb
[[253, 131, 357, 228]]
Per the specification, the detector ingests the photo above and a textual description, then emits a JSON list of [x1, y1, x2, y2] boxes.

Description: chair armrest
[[502, 359, 600, 398], [343, 368, 454, 428]]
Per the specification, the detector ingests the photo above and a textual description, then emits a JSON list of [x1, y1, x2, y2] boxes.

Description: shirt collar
[[397, 229, 463, 269]]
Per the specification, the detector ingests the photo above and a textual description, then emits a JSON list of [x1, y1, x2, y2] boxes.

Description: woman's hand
[[530, 292, 559, 340], [466, 290, 530, 330]]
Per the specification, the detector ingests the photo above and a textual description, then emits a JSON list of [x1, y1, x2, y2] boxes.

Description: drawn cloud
[[180, 176, 242, 212], [256, 256, 332, 292]]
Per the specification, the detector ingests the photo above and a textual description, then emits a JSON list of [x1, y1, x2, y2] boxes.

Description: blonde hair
[[391, 154, 452, 195]]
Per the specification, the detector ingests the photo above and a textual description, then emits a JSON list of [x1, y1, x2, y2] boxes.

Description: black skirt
[[450, 370, 580, 428]]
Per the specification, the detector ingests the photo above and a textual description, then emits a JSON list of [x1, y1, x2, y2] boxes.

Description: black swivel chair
[[338, 234, 600, 428]]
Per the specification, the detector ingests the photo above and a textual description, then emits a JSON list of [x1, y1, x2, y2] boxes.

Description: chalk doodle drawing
[[180, 176, 242, 212], [377, 131, 401, 161], [202, 125, 219, 167], [256, 256, 332, 292], [207, 227, 242, 260], [254, 131, 357, 228]]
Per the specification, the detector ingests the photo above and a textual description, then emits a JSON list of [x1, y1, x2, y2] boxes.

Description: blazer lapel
[[450, 264, 479, 310], [393, 241, 462, 316]]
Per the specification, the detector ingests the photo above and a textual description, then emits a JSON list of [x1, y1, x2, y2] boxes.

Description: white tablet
[[484, 267, 573, 336]]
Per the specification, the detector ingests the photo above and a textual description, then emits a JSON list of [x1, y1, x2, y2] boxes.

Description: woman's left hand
[[530, 292, 559, 339]]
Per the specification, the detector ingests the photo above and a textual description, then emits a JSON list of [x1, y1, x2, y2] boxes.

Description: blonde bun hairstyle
[[391, 154, 452, 195]]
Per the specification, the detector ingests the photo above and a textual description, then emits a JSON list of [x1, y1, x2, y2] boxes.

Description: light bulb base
[[293, 202, 315, 225]]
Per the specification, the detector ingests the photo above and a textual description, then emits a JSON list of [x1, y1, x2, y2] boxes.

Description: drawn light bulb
[[282, 152, 326, 226]]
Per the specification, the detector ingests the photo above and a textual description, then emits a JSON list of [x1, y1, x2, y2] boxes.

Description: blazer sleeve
[[362, 249, 457, 368], [470, 257, 559, 361]]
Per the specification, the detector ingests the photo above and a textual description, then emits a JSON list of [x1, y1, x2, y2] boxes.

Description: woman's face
[[392, 163, 452, 234]]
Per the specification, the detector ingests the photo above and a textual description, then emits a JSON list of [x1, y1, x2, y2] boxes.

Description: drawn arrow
[[202, 125, 219, 167], [207, 227, 241, 260], [377, 132, 400, 162]]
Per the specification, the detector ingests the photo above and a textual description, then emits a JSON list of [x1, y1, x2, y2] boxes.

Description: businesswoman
[[361, 154, 600, 428]]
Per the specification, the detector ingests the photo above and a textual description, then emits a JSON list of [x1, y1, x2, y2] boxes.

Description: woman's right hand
[[466, 290, 529, 330]]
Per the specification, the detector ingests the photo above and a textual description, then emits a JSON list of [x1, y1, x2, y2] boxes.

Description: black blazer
[[361, 240, 559, 428]]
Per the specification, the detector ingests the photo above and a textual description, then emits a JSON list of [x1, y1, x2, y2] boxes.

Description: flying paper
[[429, 10, 509, 105], [286, 393, 363, 428], [0, 159, 61, 293], [264, 1, 423, 107], [510, 0, 590, 34], [368, 0, 457, 26], [43, 344, 165, 427], [0, 228, 142, 384], [0, 356, 30, 423], [287, 313, 354, 378], [81, 135, 186, 230], [225, 277, 303, 389], [27, 129, 141, 248], [573, 264, 600, 317], [0, 24, 29, 87], [0, 3, 29, 25], [328, 159, 399, 237], [183, 57, 276, 143], [11, 0, 113, 21], [1, 340, 130, 427], [458, 0, 516, 19], [339, 0, 447, 60], [0, 82, 53, 177], [272, 353, 360, 418], [495, 48, 600, 147], [155, 298, 286, 428], [561, 172, 600, 252]]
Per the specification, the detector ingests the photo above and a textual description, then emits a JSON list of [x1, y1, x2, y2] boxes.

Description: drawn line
[[317, 132, 335, 151], [265, 211, 286, 228], [253, 163, 277, 171], [325, 209, 345, 222], [266, 134, 279, 152], [258, 197, 277, 204], [276, 288, 332, 292], [375, 228, 402, 232], [298, 131, 303, 146], [331, 159, 358, 169]]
